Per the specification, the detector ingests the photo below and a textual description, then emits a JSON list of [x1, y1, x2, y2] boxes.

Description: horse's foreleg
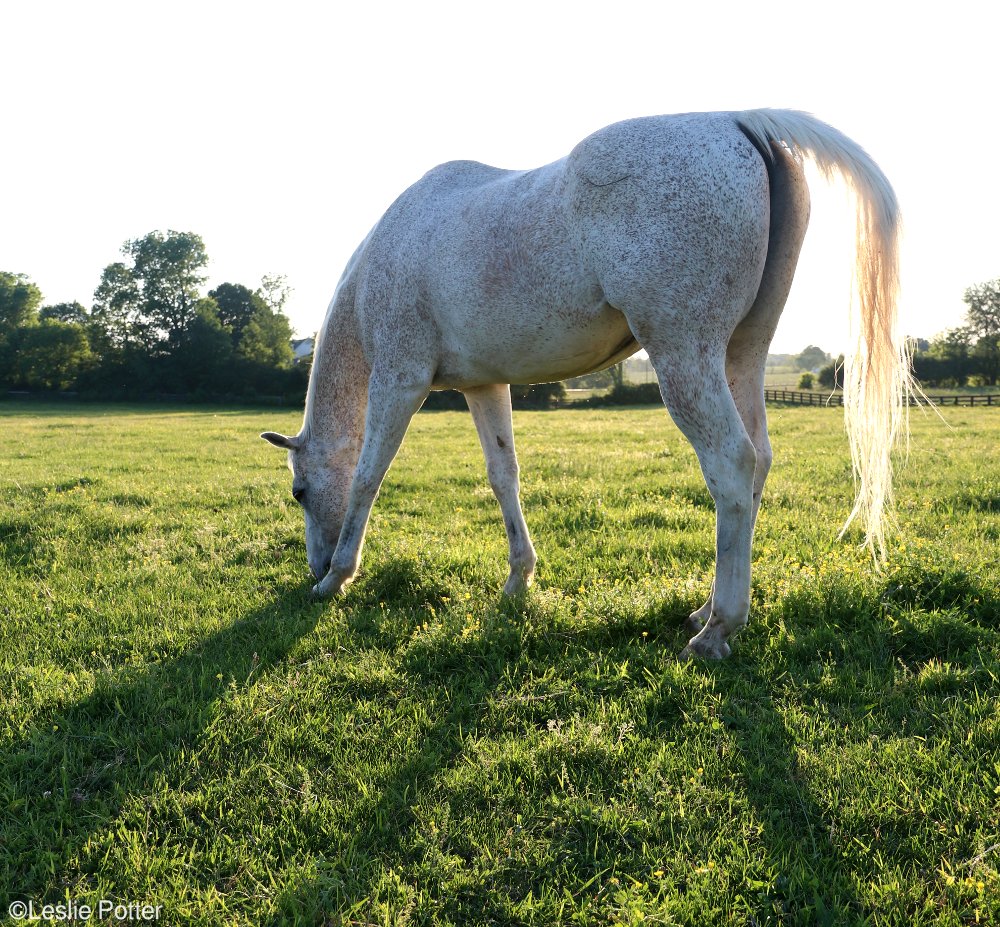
[[464, 384, 537, 596], [648, 351, 756, 660], [313, 369, 430, 597]]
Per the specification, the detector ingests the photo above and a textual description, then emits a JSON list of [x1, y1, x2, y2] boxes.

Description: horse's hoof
[[502, 574, 531, 598], [313, 571, 353, 598], [679, 636, 731, 661]]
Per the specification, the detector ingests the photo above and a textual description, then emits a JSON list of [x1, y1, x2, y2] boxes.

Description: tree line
[[0, 231, 308, 401], [812, 279, 1000, 390], [3, 238, 998, 402]]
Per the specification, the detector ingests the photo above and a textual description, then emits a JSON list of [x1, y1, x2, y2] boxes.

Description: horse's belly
[[432, 301, 638, 388]]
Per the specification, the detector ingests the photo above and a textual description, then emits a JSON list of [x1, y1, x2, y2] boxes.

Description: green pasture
[[2, 401, 998, 926]]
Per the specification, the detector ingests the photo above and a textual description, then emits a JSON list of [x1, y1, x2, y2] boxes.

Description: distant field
[[2, 402, 999, 926], [762, 369, 1000, 395]]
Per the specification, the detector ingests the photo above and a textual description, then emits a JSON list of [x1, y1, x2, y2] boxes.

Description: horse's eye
[[292, 487, 306, 503]]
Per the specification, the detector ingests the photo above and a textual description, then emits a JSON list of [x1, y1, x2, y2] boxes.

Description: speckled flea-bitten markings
[[262, 108, 908, 660]]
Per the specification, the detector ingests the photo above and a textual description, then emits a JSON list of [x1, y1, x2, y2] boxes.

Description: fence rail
[[764, 389, 999, 408]]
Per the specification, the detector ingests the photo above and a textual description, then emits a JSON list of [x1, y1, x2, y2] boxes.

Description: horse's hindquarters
[[570, 115, 771, 337]]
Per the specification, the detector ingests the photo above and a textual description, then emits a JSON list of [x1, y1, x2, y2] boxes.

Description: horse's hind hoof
[[313, 569, 355, 598], [679, 636, 731, 661]]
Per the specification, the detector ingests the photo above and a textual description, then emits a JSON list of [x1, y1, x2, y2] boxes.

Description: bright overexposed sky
[[2, 1, 996, 355]]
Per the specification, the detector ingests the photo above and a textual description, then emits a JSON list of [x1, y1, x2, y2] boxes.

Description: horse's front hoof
[[502, 570, 533, 598]]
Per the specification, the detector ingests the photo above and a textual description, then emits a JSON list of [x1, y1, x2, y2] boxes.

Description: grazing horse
[[263, 109, 909, 660]]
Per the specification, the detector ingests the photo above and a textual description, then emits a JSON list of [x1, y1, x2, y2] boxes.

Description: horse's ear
[[260, 431, 301, 451]]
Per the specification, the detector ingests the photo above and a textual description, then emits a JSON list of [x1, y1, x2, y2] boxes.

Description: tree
[[928, 326, 973, 361], [795, 344, 830, 371], [963, 279, 1000, 341], [0, 271, 42, 333], [208, 283, 266, 344], [962, 280, 1000, 385], [91, 262, 145, 351], [13, 319, 93, 390], [123, 230, 208, 346], [609, 360, 626, 388], [818, 355, 845, 390], [971, 335, 1000, 385], [237, 303, 294, 368], [168, 298, 234, 391], [256, 273, 292, 314], [39, 301, 88, 324]]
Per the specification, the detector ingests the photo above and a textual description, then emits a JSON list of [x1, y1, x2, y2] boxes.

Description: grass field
[[2, 401, 999, 926]]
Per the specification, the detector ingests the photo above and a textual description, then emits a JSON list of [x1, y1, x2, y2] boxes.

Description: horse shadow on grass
[[269, 586, 886, 926], [2, 582, 322, 909], [275, 563, 1000, 926], [11, 558, 989, 924]]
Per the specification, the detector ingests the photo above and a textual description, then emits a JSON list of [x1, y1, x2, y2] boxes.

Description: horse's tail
[[736, 108, 911, 560]]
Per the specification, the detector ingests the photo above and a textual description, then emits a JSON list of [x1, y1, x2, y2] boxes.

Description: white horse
[[263, 109, 909, 660]]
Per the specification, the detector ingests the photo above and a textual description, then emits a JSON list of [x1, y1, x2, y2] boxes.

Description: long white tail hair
[[737, 109, 912, 560]]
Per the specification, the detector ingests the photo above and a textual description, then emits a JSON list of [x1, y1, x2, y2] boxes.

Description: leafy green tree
[[124, 231, 208, 346], [168, 298, 234, 391], [818, 355, 845, 390], [963, 280, 1000, 340], [39, 301, 88, 324], [913, 329, 971, 386], [208, 283, 266, 344], [92, 262, 145, 351], [13, 319, 93, 390], [565, 367, 615, 389], [795, 344, 830, 371], [962, 280, 1000, 384], [609, 361, 626, 388], [0, 272, 42, 333], [971, 337, 1000, 385], [237, 303, 294, 368]]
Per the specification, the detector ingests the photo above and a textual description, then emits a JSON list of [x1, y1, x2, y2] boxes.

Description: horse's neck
[[305, 321, 369, 451]]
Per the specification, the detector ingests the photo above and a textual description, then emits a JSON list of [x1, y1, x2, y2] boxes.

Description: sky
[[2, 0, 996, 356]]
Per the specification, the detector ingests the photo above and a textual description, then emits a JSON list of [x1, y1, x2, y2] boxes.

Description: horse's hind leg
[[686, 334, 774, 632], [314, 366, 431, 597], [643, 341, 756, 660], [464, 384, 537, 595], [687, 142, 810, 633]]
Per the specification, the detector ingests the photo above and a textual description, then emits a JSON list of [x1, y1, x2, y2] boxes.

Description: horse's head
[[261, 430, 352, 581]]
